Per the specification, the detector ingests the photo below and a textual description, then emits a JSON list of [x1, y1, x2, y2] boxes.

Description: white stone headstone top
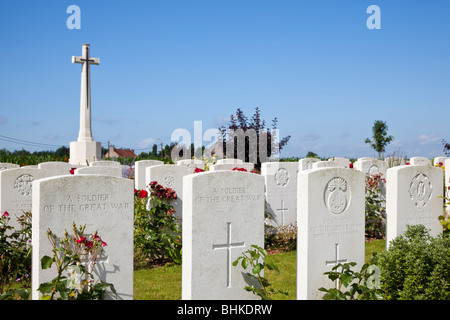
[[209, 162, 254, 172], [434, 157, 450, 166], [74, 166, 123, 177], [298, 158, 320, 171], [134, 160, 164, 190], [90, 161, 121, 167], [0, 163, 20, 171], [409, 157, 431, 166], [216, 159, 244, 165], [38, 161, 73, 177]]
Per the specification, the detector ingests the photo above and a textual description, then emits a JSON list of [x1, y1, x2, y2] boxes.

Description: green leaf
[[252, 263, 263, 275], [37, 282, 54, 294], [241, 258, 249, 269], [14, 288, 30, 300], [40, 255, 54, 269], [0, 292, 13, 300], [341, 273, 354, 287]]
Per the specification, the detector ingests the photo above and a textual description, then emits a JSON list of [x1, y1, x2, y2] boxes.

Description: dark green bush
[[373, 225, 450, 300]]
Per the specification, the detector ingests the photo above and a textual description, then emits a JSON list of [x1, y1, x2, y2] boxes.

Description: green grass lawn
[[133, 239, 386, 300]]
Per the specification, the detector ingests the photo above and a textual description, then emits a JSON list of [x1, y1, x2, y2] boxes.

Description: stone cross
[[72, 43, 100, 143], [276, 199, 289, 226], [326, 243, 348, 288], [212, 222, 245, 288]]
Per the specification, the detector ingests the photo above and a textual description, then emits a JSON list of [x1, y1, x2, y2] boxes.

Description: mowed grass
[[133, 239, 386, 300]]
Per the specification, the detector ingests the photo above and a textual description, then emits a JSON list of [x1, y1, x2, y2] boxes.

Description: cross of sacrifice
[[276, 199, 289, 226], [212, 222, 245, 288], [325, 243, 348, 288], [72, 43, 100, 143]]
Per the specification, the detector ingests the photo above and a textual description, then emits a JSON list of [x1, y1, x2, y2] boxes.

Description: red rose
[[139, 190, 148, 198]]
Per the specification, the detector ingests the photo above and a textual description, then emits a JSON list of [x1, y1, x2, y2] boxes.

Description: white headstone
[[328, 157, 351, 168], [38, 161, 73, 177], [177, 159, 205, 174], [434, 157, 450, 166], [312, 160, 346, 169], [210, 162, 254, 172], [261, 162, 298, 228], [409, 157, 431, 166], [0, 167, 50, 231], [74, 166, 123, 177], [298, 158, 320, 171], [182, 170, 265, 300], [0, 163, 20, 171], [90, 160, 121, 167], [353, 159, 387, 176], [386, 165, 443, 246], [216, 159, 244, 165], [145, 164, 190, 220], [134, 160, 164, 190], [385, 156, 405, 168], [297, 167, 365, 300], [31, 175, 134, 300]]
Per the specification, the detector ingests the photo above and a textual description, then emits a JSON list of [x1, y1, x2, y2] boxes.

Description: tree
[[442, 139, 450, 157], [218, 107, 291, 170], [365, 120, 394, 159], [305, 151, 318, 158]]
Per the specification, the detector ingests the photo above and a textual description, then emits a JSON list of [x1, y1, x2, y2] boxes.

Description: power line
[[0, 134, 66, 149]]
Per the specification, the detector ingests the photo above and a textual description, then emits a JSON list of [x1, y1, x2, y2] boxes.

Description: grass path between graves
[[133, 239, 386, 300]]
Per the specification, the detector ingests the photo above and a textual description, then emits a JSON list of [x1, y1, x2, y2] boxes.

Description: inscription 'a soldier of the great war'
[[324, 177, 350, 215]]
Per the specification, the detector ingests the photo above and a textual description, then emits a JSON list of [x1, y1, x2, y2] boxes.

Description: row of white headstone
[[0, 155, 448, 300]]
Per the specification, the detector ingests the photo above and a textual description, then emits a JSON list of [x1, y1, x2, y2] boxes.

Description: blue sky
[[0, 0, 449, 159]]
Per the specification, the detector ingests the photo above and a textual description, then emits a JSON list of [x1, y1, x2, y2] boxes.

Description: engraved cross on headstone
[[212, 222, 245, 288], [325, 243, 348, 288], [72, 43, 100, 143], [276, 199, 289, 226]]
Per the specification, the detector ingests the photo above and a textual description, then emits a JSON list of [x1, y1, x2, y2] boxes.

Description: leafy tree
[[218, 107, 291, 170], [365, 120, 394, 159], [305, 151, 318, 158]]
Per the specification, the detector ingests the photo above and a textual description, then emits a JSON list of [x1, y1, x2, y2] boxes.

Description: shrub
[[134, 182, 180, 268], [373, 225, 450, 300], [365, 173, 386, 239], [265, 223, 297, 253], [0, 210, 32, 299]]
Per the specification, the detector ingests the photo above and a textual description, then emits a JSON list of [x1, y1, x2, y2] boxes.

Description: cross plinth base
[[69, 140, 102, 165]]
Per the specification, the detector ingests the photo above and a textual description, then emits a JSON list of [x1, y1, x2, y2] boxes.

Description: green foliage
[[365, 173, 386, 239], [265, 223, 297, 253], [134, 182, 181, 268], [233, 245, 288, 300], [365, 120, 394, 159], [373, 225, 450, 300], [0, 147, 70, 166], [0, 211, 32, 300], [319, 262, 384, 300], [37, 223, 116, 300]]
